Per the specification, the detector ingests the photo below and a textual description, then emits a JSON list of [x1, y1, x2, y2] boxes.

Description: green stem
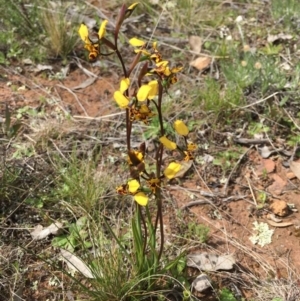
[[155, 186, 164, 263], [153, 142, 164, 263], [139, 205, 148, 258]]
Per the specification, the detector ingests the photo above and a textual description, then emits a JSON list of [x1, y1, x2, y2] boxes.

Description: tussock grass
[[40, 2, 79, 59]]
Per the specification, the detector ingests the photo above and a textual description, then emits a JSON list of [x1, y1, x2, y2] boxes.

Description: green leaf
[[219, 288, 237, 301], [52, 236, 69, 247]]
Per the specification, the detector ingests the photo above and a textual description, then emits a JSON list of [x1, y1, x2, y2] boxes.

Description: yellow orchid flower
[[124, 2, 139, 19], [78, 23, 90, 43], [98, 20, 108, 39], [147, 177, 160, 193], [129, 38, 146, 47], [120, 78, 130, 93], [128, 150, 144, 165], [159, 136, 177, 150], [117, 179, 148, 206], [134, 192, 148, 206], [129, 104, 155, 124], [128, 2, 139, 10], [164, 162, 181, 179], [137, 84, 152, 101], [187, 142, 197, 151], [147, 80, 158, 99], [114, 91, 129, 108], [174, 120, 189, 136], [78, 23, 100, 60], [128, 179, 140, 193], [171, 66, 183, 73], [136, 81, 158, 101]]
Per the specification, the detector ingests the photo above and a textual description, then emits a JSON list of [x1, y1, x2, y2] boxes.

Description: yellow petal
[[98, 20, 108, 39], [171, 66, 183, 73], [134, 192, 148, 206], [148, 80, 158, 100], [128, 179, 140, 193], [137, 84, 152, 101], [159, 136, 177, 150], [156, 60, 169, 68], [187, 142, 197, 151], [140, 104, 150, 113], [128, 150, 144, 165], [114, 91, 129, 108], [134, 49, 151, 56], [164, 162, 181, 179], [128, 2, 139, 10], [120, 78, 130, 93], [129, 38, 145, 47], [78, 23, 89, 42], [163, 66, 171, 76], [174, 120, 189, 136]]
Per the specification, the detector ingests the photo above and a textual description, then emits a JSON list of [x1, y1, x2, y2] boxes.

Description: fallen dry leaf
[[30, 222, 63, 240], [60, 249, 95, 278], [34, 64, 53, 74], [189, 57, 211, 71], [290, 161, 300, 181], [267, 220, 293, 228], [173, 160, 193, 178], [191, 273, 211, 292], [189, 35, 202, 53], [287, 172, 296, 180], [72, 77, 97, 90], [267, 174, 287, 195], [259, 145, 272, 159], [187, 253, 235, 271], [267, 33, 293, 44]]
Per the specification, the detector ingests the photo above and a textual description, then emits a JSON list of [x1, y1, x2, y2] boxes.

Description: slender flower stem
[[115, 49, 127, 78], [155, 186, 164, 262], [138, 205, 148, 259], [114, 48, 131, 150], [157, 81, 165, 136]]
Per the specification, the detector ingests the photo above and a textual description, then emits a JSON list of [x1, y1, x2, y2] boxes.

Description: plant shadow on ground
[[1, 0, 300, 301]]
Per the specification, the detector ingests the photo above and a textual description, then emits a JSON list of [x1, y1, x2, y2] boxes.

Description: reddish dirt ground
[[168, 152, 300, 276], [1, 63, 119, 118]]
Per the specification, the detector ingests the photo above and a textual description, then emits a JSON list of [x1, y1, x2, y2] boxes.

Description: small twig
[[73, 58, 98, 78], [223, 146, 253, 194], [240, 92, 279, 109], [49, 139, 69, 162], [73, 111, 125, 120], [56, 84, 88, 116], [233, 137, 271, 146], [223, 195, 247, 202], [169, 185, 215, 197], [247, 177, 257, 207], [180, 199, 213, 210], [266, 220, 293, 228], [180, 194, 247, 210], [192, 162, 213, 194]]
